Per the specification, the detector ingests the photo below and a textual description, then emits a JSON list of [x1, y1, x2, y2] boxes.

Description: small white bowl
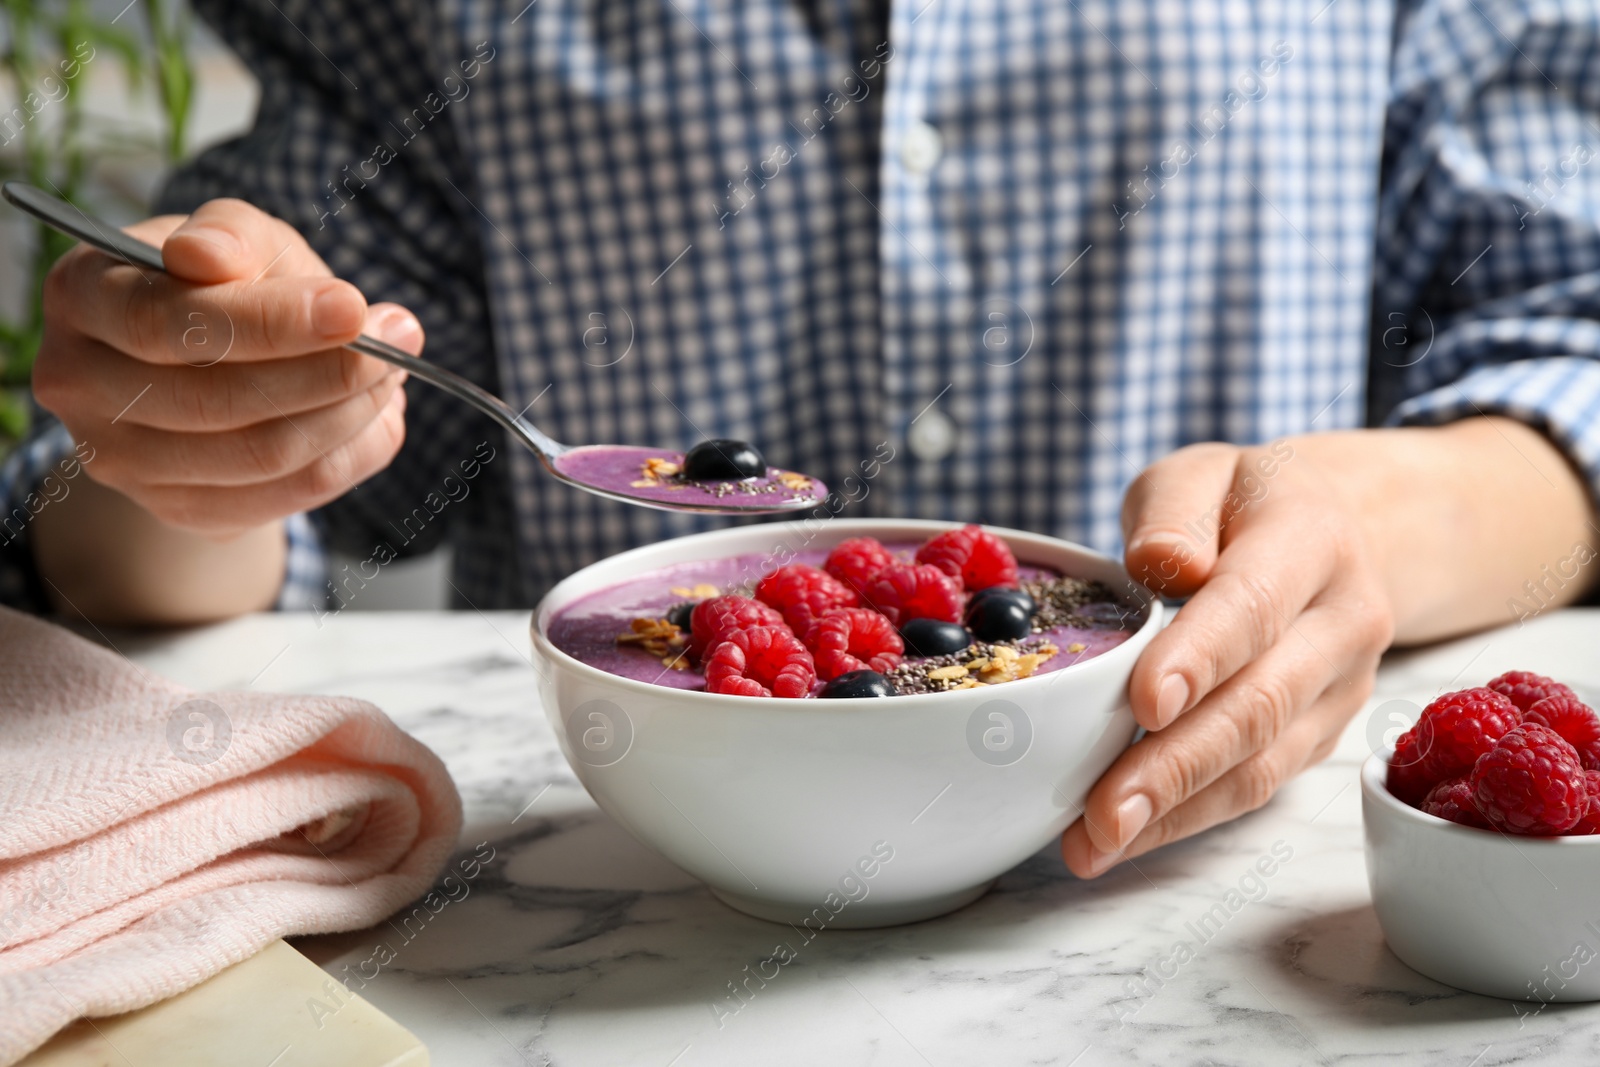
[[1361, 751, 1600, 1001], [531, 519, 1162, 927]]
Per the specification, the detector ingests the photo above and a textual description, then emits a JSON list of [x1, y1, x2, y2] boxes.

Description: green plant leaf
[[0, 389, 32, 441]]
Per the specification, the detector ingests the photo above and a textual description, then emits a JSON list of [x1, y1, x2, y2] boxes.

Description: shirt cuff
[[277, 511, 330, 611], [1390, 356, 1600, 504], [0, 420, 83, 614], [0, 417, 328, 615]]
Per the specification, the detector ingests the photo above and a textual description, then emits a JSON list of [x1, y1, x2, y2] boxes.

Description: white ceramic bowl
[[530, 519, 1162, 927], [1362, 751, 1600, 1000]]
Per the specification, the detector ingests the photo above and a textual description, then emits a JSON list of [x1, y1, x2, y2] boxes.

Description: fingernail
[[1087, 848, 1118, 876], [1115, 793, 1152, 849], [373, 307, 423, 349], [313, 286, 361, 339], [1156, 674, 1189, 727], [180, 225, 239, 259]]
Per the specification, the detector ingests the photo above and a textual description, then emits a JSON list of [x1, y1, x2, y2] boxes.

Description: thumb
[[158, 198, 328, 286], [364, 302, 425, 355], [1120, 442, 1241, 599]]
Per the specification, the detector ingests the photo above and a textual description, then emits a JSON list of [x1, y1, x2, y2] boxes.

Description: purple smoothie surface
[[551, 445, 826, 509], [545, 542, 1142, 696]]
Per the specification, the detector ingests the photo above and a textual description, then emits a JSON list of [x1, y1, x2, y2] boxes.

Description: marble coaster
[[19, 940, 427, 1066]]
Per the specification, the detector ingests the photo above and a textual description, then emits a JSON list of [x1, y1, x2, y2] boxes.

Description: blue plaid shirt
[[7, 0, 1600, 612]]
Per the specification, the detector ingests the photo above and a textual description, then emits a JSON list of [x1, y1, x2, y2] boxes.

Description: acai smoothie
[[546, 526, 1145, 699], [551, 444, 826, 509]]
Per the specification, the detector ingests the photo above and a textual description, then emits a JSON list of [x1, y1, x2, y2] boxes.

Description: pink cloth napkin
[[0, 607, 463, 1064]]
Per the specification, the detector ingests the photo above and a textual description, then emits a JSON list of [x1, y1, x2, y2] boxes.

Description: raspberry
[[824, 537, 898, 597], [1420, 687, 1521, 777], [1386, 724, 1439, 806], [1420, 775, 1490, 829], [915, 525, 1019, 591], [755, 564, 859, 634], [1486, 670, 1576, 714], [803, 608, 904, 680], [1574, 771, 1600, 835], [1386, 687, 1520, 804], [688, 595, 785, 658], [703, 626, 816, 698], [862, 563, 965, 626], [1525, 694, 1600, 771], [1472, 723, 1589, 835]]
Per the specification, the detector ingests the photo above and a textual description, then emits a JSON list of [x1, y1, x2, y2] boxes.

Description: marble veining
[[108, 609, 1600, 1066]]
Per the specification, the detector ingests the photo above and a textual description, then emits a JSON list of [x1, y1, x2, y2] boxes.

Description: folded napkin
[[0, 607, 463, 1064]]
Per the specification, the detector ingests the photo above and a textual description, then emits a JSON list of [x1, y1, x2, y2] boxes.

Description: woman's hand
[[28, 198, 423, 625], [1061, 418, 1598, 877], [33, 198, 418, 537]]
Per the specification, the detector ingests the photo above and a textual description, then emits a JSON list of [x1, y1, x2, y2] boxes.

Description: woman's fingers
[[1127, 488, 1341, 731], [132, 387, 408, 536], [1092, 676, 1370, 868], [1073, 439, 1396, 873], [1121, 443, 1240, 598], [69, 271, 368, 365], [36, 333, 404, 432], [1062, 594, 1377, 874], [159, 198, 332, 285], [34, 198, 423, 540], [1122, 441, 1315, 731], [95, 371, 407, 488], [48, 201, 362, 367]]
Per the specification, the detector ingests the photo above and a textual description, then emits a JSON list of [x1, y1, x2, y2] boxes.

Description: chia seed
[[1022, 576, 1145, 632], [885, 637, 1053, 695], [669, 471, 784, 496]]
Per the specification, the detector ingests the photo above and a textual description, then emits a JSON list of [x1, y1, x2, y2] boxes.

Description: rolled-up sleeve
[[1393, 357, 1600, 481], [0, 414, 329, 613], [150, 0, 505, 607], [277, 513, 331, 611], [0, 418, 77, 613], [1373, 0, 1600, 499]]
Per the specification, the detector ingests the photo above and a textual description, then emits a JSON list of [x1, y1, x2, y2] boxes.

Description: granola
[[884, 637, 1060, 695], [631, 456, 688, 490], [614, 617, 692, 669], [631, 454, 816, 499]]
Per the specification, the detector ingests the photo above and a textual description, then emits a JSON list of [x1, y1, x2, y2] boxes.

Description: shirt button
[[908, 409, 958, 461], [900, 121, 944, 175]]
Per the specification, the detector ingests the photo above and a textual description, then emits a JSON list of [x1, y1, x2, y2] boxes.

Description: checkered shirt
[[5, 0, 1600, 612]]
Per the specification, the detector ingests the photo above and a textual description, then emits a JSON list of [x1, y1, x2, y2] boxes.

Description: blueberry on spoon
[[0, 182, 832, 517], [683, 439, 766, 481]]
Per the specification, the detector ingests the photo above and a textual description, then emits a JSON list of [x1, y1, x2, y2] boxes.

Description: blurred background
[[0, 0, 449, 608]]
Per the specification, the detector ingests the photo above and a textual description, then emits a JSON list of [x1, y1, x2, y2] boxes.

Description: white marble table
[[112, 609, 1600, 1066]]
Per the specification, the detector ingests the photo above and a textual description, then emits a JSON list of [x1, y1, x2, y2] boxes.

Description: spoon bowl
[[2, 181, 828, 515]]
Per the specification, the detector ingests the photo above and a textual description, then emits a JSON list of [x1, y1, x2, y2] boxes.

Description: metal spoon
[[2, 181, 827, 514]]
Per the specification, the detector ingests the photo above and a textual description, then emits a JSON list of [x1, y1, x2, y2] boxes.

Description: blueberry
[[969, 585, 1035, 618], [965, 594, 1033, 642], [899, 618, 972, 657], [682, 439, 766, 481], [666, 602, 695, 632], [819, 670, 897, 698]]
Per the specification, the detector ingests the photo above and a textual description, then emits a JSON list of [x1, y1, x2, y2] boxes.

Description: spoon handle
[[1, 181, 564, 459]]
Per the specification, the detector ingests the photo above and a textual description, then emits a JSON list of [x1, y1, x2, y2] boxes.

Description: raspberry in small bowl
[[1362, 675, 1600, 1001], [531, 519, 1162, 927]]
